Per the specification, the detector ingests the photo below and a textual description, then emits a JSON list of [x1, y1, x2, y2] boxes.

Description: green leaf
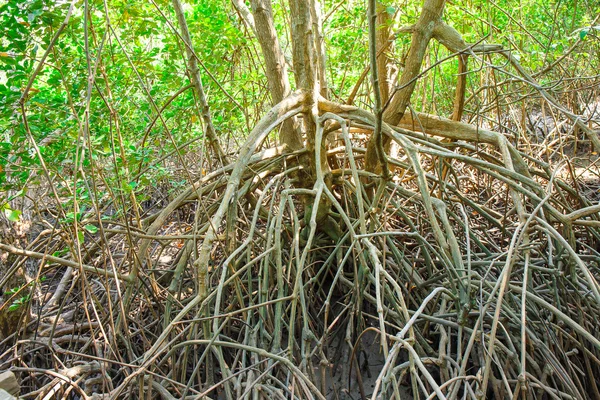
[[5, 208, 21, 222], [8, 295, 30, 312], [53, 247, 68, 257], [7, 188, 26, 201], [61, 211, 81, 223], [5, 287, 19, 295], [77, 231, 84, 244], [84, 224, 98, 234]]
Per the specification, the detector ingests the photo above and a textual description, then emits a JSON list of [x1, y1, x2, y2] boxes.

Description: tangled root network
[[2, 94, 600, 400]]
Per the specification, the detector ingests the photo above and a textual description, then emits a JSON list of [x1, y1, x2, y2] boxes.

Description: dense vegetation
[[1, 0, 599, 398]]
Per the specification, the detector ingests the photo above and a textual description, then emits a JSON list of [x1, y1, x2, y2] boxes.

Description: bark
[[368, 0, 389, 177], [432, 20, 468, 53], [310, 0, 329, 98], [381, 0, 446, 125], [231, 0, 257, 36], [451, 54, 467, 121], [319, 97, 508, 145], [250, 0, 304, 151], [376, 2, 393, 104], [400, 111, 500, 144], [172, 0, 227, 164], [365, 0, 446, 172], [289, 0, 318, 97], [289, 0, 333, 228], [251, 0, 290, 105], [289, 0, 319, 159], [432, 21, 503, 54]]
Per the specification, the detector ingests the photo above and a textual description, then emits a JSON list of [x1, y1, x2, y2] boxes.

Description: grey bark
[[250, 0, 304, 151], [382, 0, 446, 126], [310, 0, 329, 98], [289, 0, 322, 181], [376, 2, 393, 104], [368, 0, 389, 177], [231, 0, 257, 36], [365, 0, 446, 172]]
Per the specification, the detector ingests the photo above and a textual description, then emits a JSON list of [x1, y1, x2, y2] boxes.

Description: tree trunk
[[368, 0, 390, 178], [289, 0, 319, 163], [231, 0, 257, 37], [365, 0, 446, 173], [451, 54, 468, 121], [250, 0, 304, 151], [376, 2, 393, 104], [310, 0, 329, 98]]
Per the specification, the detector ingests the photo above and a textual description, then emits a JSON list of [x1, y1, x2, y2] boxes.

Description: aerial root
[[2, 99, 600, 400]]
